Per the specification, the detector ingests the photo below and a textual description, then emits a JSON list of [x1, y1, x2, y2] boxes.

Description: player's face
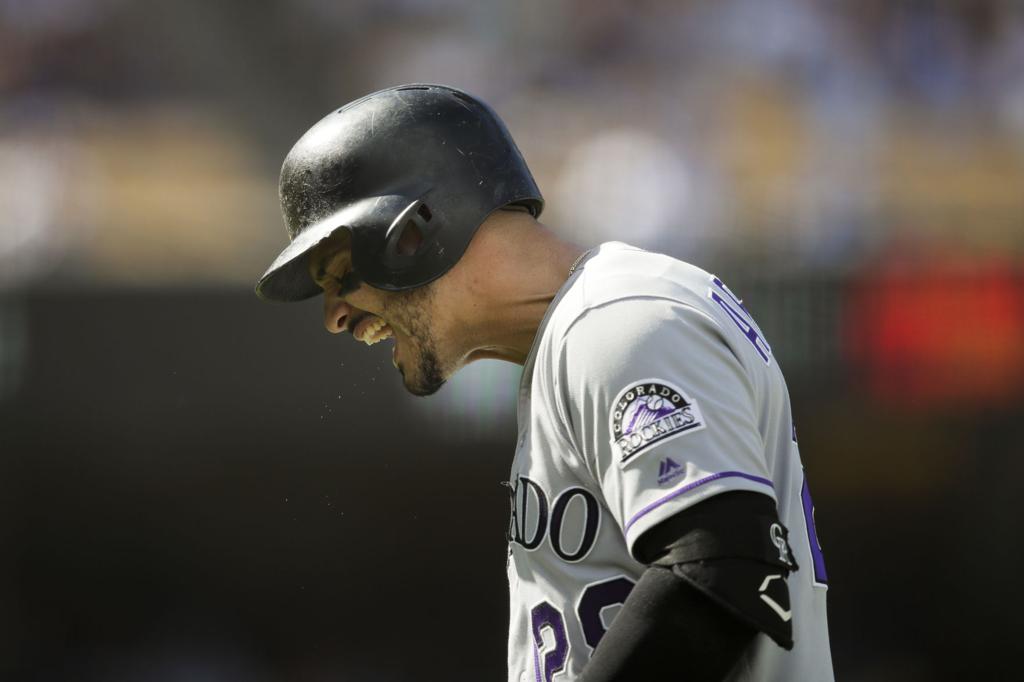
[[308, 232, 451, 396]]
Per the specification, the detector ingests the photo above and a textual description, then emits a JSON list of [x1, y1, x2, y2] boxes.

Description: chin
[[406, 378, 446, 397], [400, 370, 447, 397], [397, 355, 448, 397]]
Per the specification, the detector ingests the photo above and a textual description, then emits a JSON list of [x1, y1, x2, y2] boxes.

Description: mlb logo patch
[[658, 458, 680, 477], [657, 457, 686, 486], [609, 378, 706, 466]]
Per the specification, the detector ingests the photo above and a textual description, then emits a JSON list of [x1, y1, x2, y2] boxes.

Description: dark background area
[[3, 291, 517, 681], [3, 281, 1022, 681]]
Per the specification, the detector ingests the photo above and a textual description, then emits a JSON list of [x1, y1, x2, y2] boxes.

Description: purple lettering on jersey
[[711, 275, 750, 314], [800, 474, 828, 585], [576, 576, 636, 652], [549, 487, 600, 563], [623, 470, 774, 537], [709, 276, 772, 365], [531, 601, 569, 682], [507, 476, 549, 550], [507, 478, 603, 561]]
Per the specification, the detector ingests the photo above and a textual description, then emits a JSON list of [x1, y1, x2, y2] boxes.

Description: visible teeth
[[361, 318, 392, 346]]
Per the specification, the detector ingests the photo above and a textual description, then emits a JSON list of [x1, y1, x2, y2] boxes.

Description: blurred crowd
[[1, 0, 1023, 288]]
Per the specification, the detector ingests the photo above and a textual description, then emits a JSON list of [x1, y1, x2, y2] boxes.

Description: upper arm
[[558, 297, 775, 557]]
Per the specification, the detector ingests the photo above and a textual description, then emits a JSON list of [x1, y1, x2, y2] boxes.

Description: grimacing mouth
[[319, 265, 390, 346], [352, 313, 393, 346]]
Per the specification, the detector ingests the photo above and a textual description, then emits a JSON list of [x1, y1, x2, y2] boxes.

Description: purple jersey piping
[[623, 471, 774, 536]]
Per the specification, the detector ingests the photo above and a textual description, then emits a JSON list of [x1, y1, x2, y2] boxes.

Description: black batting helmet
[[255, 84, 544, 301]]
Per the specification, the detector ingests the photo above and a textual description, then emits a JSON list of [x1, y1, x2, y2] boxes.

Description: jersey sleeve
[[557, 297, 777, 559]]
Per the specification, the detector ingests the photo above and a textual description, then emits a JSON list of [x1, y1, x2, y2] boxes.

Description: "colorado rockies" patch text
[[609, 379, 706, 465]]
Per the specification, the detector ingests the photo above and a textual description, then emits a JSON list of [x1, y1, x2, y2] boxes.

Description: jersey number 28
[[530, 576, 635, 681]]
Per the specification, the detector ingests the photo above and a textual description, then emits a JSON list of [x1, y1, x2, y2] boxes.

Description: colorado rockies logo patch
[[609, 379, 705, 466]]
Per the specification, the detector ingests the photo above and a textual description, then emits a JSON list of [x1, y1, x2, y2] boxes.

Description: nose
[[323, 296, 356, 334]]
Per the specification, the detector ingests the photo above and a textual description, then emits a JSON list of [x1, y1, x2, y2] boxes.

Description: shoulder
[[544, 243, 722, 341], [540, 243, 732, 371]]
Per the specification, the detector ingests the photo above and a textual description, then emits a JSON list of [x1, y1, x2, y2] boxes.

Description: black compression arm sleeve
[[581, 565, 756, 682], [581, 492, 797, 681]]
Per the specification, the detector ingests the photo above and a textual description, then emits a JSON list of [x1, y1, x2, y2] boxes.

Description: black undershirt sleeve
[[580, 565, 756, 682], [580, 492, 798, 682]]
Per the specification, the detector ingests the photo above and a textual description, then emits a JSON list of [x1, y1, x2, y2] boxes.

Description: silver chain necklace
[[568, 249, 591, 277]]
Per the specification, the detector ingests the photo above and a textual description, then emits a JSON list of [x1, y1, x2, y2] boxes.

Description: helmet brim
[[256, 192, 442, 301], [254, 223, 337, 302], [254, 197, 379, 302]]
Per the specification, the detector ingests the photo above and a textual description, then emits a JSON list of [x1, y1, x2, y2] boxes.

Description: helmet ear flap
[[384, 199, 436, 265], [395, 219, 424, 257]]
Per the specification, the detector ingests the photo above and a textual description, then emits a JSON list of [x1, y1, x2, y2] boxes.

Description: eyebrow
[[311, 249, 350, 290]]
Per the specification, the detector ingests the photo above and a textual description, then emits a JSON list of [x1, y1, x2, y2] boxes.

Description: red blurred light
[[844, 256, 1024, 408]]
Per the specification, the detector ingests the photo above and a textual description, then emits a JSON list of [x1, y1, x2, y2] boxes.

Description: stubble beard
[[386, 284, 448, 397], [403, 336, 446, 397]]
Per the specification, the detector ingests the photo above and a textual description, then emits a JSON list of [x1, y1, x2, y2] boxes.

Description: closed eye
[[334, 272, 363, 296], [311, 257, 331, 289]]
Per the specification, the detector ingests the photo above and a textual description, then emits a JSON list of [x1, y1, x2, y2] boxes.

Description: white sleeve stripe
[[623, 471, 775, 537]]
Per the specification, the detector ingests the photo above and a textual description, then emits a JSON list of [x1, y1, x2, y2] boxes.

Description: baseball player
[[256, 84, 833, 681]]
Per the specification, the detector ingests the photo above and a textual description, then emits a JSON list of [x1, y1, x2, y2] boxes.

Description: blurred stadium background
[[2, 0, 1023, 680]]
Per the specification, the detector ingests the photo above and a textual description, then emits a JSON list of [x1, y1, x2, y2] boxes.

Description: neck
[[454, 212, 585, 366]]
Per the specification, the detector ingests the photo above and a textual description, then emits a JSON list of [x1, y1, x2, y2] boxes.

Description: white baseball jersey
[[506, 242, 833, 681]]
